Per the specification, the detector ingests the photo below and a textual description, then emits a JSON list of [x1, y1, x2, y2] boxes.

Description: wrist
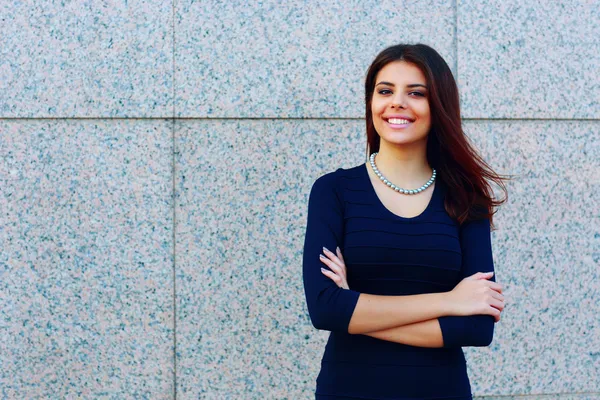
[[437, 291, 454, 316]]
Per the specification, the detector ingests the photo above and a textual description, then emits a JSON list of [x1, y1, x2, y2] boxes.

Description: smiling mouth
[[385, 117, 413, 127]]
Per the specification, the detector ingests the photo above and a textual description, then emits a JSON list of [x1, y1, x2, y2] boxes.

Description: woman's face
[[371, 61, 431, 148]]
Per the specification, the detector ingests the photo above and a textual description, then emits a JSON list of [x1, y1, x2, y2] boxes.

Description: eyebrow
[[375, 81, 428, 89]]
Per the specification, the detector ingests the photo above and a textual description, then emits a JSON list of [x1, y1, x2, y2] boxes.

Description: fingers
[[489, 306, 501, 322], [489, 298, 505, 311], [320, 247, 349, 290], [472, 273, 503, 294], [320, 266, 349, 289], [322, 247, 345, 271], [488, 281, 503, 293], [489, 289, 505, 303], [484, 286, 505, 311], [321, 268, 343, 286], [468, 271, 494, 280], [465, 272, 491, 281], [336, 246, 345, 263], [481, 304, 502, 322], [319, 253, 346, 278]]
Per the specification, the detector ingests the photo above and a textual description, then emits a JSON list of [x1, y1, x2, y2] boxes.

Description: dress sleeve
[[437, 214, 496, 347], [302, 172, 361, 332]]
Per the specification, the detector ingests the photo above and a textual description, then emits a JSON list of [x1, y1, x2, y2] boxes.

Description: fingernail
[[336, 246, 340, 252], [320, 268, 326, 272], [319, 254, 325, 259], [323, 246, 329, 253]]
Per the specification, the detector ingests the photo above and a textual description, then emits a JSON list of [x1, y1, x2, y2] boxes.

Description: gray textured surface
[[0, 120, 174, 397], [458, 1, 600, 119], [461, 121, 600, 395], [1, 0, 598, 398], [175, 0, 455, 118], [0, 1, 173, 118], [172, 120, 599, 398], [476, 395, 600, 400], [175, 119, 365, 398]]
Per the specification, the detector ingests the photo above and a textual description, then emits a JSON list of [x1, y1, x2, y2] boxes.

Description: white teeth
[[388, 118, 411, 124]]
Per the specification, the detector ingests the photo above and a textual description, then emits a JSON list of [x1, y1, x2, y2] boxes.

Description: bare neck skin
[[372, 138, 433, 189]]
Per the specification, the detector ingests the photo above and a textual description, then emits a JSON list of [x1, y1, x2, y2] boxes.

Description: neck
[[372, 140, 433, 188]]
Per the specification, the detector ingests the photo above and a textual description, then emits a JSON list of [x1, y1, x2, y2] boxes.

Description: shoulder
[[312, 163, 364, 186], [310, 163, 364, 193], [309, 163, 365, 200]]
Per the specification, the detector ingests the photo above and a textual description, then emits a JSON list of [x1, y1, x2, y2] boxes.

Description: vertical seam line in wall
[[172, 0, 177, 398], [454, 0, 458, 77]]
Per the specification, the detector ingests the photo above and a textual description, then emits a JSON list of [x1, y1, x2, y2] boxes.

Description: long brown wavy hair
[[365, 43, 511, 229]]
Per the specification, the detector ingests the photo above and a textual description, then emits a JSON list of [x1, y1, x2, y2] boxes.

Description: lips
[[387, 118, 412, 125], [384, 116, 414, 128], [384, 115, 415, 123]]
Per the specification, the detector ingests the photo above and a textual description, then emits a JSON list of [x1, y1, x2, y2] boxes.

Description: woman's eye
[[377, 90, 425, 97]]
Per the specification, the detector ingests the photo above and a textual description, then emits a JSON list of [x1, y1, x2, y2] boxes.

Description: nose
[[391, 94, 406, 109]]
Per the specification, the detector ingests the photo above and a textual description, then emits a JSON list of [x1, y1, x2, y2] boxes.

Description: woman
[[302, 43, 510, 399]]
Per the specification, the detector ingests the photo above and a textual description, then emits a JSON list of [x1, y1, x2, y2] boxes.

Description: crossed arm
[[320, 247, 479, 348], [314, 245, 503, 348], [364, 317, 445, 348], [302, 174, 504, 348]]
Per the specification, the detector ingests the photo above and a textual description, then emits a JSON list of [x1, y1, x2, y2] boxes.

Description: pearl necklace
[[369, 152, 436, 195]]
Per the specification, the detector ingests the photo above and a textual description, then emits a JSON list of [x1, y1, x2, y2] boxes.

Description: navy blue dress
[[302, 164, 496, 400]]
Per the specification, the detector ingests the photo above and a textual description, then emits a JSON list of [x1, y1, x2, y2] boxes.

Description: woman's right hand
[[446, 272, 505, 322]]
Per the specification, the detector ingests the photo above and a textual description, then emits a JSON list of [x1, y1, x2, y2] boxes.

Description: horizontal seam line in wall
[[2, 117, 599, 121], [472, 392, 600, 398]]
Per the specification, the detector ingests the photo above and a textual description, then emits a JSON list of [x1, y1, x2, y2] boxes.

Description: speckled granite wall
[[175, 119, 600, 398], [460, 121, 599, 395], [0, 121, 175, 398], [175, 120, 365, 398], [174, 0, 455, 118], [458, 1, 599, 119], [0, 1, 173, 118], [1, 1, 598, 399]]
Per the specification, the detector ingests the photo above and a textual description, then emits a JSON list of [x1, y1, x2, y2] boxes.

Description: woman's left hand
[[319, 246, 349, 290]]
